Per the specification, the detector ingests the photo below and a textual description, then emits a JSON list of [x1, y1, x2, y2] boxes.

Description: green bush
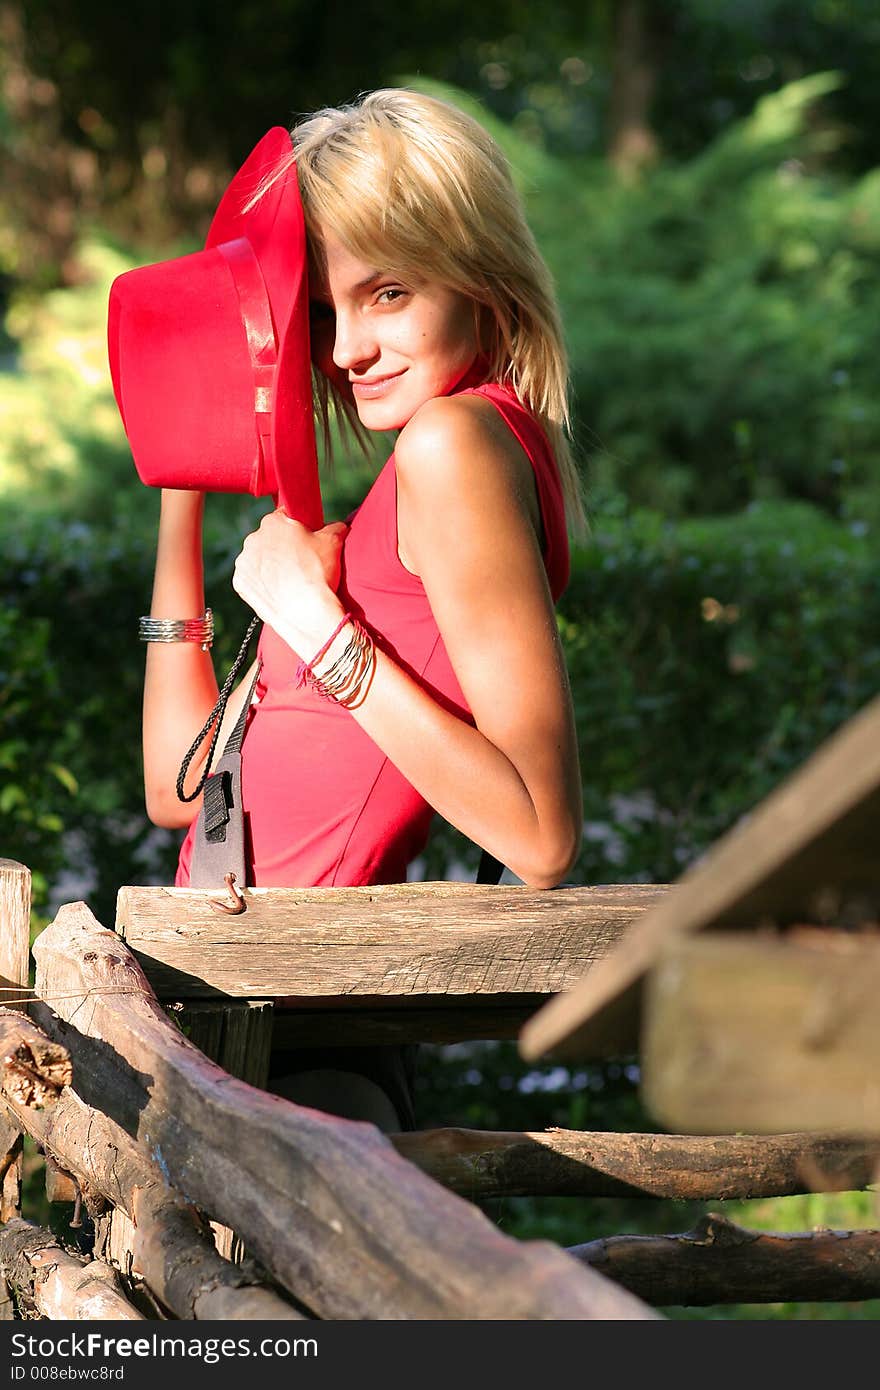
[[564, 500, 880, 882]]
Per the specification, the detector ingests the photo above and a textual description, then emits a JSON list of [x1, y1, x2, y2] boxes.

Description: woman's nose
[[332, 310, 378, 372]]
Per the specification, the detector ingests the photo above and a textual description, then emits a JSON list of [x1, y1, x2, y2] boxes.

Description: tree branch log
[[568, 1212, 880, 1305], [30, 902, 657, 1320], [0, 1081, 304, 1321], [0, 1006, 72, 1107], [0, 1218, 143, 1320], [390, 1127, 880, 1199]]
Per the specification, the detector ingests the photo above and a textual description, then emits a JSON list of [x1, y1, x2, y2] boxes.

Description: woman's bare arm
[[233, 396, 583, 887], [142, 490, 220, 828]]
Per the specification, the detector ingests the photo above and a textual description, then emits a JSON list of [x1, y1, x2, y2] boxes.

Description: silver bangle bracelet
[[139, 608, 214, 650]]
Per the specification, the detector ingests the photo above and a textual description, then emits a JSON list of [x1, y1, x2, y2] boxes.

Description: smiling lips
[[351, 370, 406, 398]]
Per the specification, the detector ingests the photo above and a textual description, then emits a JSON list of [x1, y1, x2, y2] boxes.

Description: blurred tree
[[607, 0, 671, 178], [5, 0, 880, 290]]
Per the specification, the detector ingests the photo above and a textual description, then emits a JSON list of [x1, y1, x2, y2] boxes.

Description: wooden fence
[[2, 846, 880, 1319]]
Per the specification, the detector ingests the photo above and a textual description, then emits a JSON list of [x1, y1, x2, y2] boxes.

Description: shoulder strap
[[220, 661, 261, 757], [476, 849, 504, 885], [176, 616, 262, 803]]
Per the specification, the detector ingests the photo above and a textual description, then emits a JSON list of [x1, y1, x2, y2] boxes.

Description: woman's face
[[309, 231, 481, 430]]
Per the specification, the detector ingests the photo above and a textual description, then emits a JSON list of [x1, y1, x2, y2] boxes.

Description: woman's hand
[[232, 510, 349, 651]]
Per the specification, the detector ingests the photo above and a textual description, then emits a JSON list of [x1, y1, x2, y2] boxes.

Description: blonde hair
[[275, 88, 587, 538]]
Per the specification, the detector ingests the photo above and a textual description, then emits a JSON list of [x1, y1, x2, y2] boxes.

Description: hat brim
[[207, 129, 322, 524], [108, 128, 322, 528]]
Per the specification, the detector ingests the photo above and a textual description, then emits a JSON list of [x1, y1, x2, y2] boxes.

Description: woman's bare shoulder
[[395, 390, 541, 540]]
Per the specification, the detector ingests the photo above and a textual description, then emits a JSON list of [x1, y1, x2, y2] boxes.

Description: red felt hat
[[107, 128, 323, 529]]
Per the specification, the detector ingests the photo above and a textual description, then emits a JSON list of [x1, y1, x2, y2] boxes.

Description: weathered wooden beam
[[0, 861, 31, 1223], [568, 1212, 880, 1306], [33, 901, 658, 1321], [642, 930, 880, 1135], [0, 1005, 71, 1218], [0, 1218, 144, 1320], [520, 693, 880, 1063], [0, 1006, 72, 1107], [116, 882, 664, 1003], [391, 1127, 880, 1200], [0, 1082, 304, 1321]]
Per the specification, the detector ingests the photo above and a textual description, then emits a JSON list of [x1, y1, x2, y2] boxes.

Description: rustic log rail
[[568, 1213, 880, 1307], [2, 858, 879, 1317], [392, 1127, 880, 1200], [28, 899, 656, 1321]]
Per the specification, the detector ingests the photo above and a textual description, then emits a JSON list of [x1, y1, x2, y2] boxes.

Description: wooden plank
[[33, 901, 658, 1321], [0, 861, 30, 1223], [116, 882, 664, 1002], [520, 693, 880, 1062], [641, 930, 880, 1135]]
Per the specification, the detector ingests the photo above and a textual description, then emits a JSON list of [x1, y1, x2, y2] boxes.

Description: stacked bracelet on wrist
[[139, 608, 214, 651], [295, 613, 376, 709]]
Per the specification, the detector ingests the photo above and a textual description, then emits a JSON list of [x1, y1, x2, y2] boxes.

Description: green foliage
[[564, 500, 879, 884], [0, 240, 138, 502], [536, 77, 880, 521]]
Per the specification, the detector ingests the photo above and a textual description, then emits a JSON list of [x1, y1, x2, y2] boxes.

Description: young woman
[[142, 88, 585, 1130]]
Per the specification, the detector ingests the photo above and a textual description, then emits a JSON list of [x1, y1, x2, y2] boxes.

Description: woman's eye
[[376, 287, 406, 306]]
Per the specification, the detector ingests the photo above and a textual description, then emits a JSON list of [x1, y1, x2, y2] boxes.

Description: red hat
[[107, 128, 323, 529]]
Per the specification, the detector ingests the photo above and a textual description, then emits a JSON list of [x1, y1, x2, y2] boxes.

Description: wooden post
[[641, 930, 880, 1135], [1, 861, 31, 1225]]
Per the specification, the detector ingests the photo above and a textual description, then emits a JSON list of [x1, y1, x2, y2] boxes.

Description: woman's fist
[[232, 511, 349, 649]]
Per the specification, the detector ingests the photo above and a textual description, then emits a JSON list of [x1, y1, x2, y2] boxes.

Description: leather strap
[[476, 849, 504, 885]]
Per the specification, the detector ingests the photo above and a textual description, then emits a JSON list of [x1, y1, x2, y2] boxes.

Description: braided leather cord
[[175, 615, 262, 803]]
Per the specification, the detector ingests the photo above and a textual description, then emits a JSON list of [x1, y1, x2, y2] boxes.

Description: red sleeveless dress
[[176, 380, 570, 888]]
